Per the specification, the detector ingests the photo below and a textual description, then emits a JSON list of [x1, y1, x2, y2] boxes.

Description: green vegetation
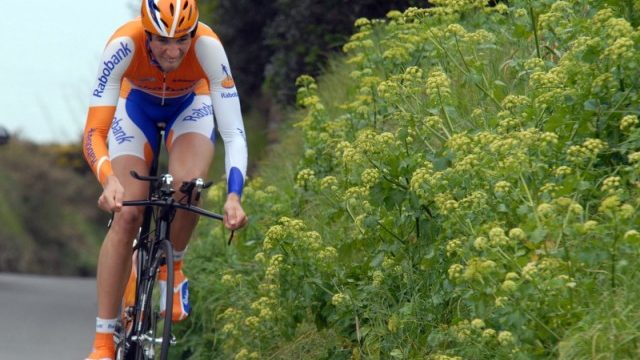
[[176, 0, 640, 359], [0, 141, 105, 275], [200, 0, 423, 104]]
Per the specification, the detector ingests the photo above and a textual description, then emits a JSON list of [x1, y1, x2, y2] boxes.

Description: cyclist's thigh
[[109, 95, 155, 201], [166, 94, 215, 178]]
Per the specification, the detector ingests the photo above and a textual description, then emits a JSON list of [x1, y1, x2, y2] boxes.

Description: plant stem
[[528, 2, 542, 59]]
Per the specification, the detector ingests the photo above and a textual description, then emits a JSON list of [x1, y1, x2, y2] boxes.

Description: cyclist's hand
[[223, 193, 247, 230], [98, 175, 125, 213]]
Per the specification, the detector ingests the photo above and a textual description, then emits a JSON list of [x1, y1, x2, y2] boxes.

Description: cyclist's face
[[148, 34, 192, 72]]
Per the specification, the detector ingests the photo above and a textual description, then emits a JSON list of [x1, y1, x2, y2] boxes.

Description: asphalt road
[[0, 273, 97, 359]]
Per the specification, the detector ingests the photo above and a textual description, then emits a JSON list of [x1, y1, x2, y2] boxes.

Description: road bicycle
[[113, 124, 223, 360]]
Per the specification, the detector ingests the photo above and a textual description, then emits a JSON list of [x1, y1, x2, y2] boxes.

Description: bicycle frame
[[115, 123, 223, 360]]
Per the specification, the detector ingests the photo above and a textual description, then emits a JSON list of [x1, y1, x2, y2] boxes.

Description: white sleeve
[[89, 37, 135, 106], [195, 36, 248, 196]]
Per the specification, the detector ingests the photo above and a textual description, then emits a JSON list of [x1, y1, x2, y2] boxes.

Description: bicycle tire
[[114, 243, 146, 360], [148, 238, 174, 360], [120, 239, 174, 360]]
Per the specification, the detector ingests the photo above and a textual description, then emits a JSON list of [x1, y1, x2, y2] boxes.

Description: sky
[[1, 1, 138, 144]]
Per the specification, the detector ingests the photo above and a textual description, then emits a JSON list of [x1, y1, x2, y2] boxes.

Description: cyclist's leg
[[166, 93, 215, 251], [97, 155, 148, 318], [160, 94, 215, 321], [88, 93, 154, 359]]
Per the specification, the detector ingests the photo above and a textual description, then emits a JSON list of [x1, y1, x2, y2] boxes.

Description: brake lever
[[227, 230, 235, 246]]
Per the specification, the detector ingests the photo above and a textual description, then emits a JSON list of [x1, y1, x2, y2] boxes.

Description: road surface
[[0, 273, 96, 359]]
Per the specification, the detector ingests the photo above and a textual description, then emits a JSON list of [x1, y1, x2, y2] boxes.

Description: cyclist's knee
[[111, 206, 144, 235]]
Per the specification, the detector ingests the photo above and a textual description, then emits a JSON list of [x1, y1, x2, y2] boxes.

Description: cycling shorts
[[108, 89, 215, 164]]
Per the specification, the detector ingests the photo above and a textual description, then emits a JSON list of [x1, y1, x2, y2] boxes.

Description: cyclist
[[82, 1, 248, 359]]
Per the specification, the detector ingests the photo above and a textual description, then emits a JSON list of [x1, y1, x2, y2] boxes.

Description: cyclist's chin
[[159, 60, 183, 72]]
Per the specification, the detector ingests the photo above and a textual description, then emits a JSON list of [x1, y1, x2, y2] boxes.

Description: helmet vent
[[178, 17, 185, 26], [169, 3, 175, 15], [161, 19, 169, 28], [183, 1, 189, 10], [152, 2, 160, 11]]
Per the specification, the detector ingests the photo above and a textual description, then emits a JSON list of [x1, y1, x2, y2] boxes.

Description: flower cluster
[[619, 115, 638, 132], [426, 68, 452, 101]]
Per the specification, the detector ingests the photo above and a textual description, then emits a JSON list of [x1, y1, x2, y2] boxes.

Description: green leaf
[[517, 204, 531, 215], [583, 99, 599, 111], [390, 349, 404, 359], [530, 228, 548, 243], [578, 181, 592, 190]]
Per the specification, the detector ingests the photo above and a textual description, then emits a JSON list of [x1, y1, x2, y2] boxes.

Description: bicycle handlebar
[[122, 199, 224, 221], [124, 170, 223, 221]]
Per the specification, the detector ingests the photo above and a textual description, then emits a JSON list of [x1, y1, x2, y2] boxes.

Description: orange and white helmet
[[141, 0, 199, 38]]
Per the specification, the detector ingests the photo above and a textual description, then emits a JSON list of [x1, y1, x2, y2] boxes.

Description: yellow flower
[[331, 293, 349, 306], [620, 115, 639, 132], [221, 274, 235, 286], [244, 316, 260, 329], [319, 247, 338, 261], [372, 270, 384, 286], [629, 152, 640, 163], [624, 230, 640, 242], [387, 314, 400, 333], [501, 95, 529, 111], [426, 69, 452, 99], [222, 323, 235, 334], [605, 18, 634, 39], [254, 252, 266, 263], [361, 168, 381, 188], [501, 280, 518, 293], [483, 328, 497, 338], [489, 227, 509, 246], [471, 318, 485, 329], [601, 176, 621, 193], [508, 228, 526, 241], [505, 272, 520, 281], [498, 331, 514, 345], [446, 23, 466, 36], [446, 238, 462, 257], [599, 195, 621, 213], [554, 166, 572, 176], [537, 203, 555, 218], [448, 264, 464, 280], [295, 168, 316, 188], [354, 17, 371, 27], [473, 236, 488, 250]]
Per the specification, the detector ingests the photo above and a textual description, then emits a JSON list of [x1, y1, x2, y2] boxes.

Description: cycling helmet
[[141, 0, 199, 38]]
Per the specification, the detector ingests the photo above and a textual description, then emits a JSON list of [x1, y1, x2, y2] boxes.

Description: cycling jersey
[[83, 19, 247, 196]]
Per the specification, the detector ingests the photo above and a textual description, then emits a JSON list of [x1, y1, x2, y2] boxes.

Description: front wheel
[[148, 240, 174, 360], [126, 239, 174, 360], [142, 239, 174, 360]]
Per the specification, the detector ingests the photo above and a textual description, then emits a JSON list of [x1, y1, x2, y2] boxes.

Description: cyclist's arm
[[195, 33, 248, 198], [83, 37, 135, 185]]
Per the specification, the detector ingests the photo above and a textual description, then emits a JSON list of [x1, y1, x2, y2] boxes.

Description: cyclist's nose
[[165, 44, 181, 58]]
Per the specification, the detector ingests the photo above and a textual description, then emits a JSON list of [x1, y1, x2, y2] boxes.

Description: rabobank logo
[[221, 92, 239, 99], [84, 128, 98, 166], [183, 104, 214, 122], [93, 41, 132, 98], [111, 117, 134, 144]]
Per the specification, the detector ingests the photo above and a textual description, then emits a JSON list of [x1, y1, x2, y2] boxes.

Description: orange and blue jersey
[[83, 18, 247, 196]]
